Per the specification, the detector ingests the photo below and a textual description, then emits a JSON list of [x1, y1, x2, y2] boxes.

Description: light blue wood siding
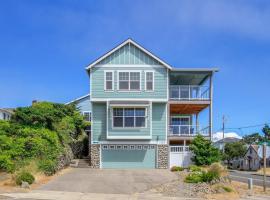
[[152, 103, 167, 142], [108, 106, 151, 138], [92, 102, 106, 142], [91, 66, 167, 99], [102, 148, 156, 169], [75, 96, 91, 113], [97, 43, 161, 65]]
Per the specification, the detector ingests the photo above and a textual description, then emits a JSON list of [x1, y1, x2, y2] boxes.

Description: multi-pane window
[[113, 108, 146, 128], [83, 112, 91, 121], [105, 71, 113, 90], [145, 72, 154, 91], [118, 72, 140, 90], [83, 112, 91, 132]]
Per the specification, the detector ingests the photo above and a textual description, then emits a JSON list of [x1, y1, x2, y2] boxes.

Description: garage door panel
[[101, 146, 156, 169]]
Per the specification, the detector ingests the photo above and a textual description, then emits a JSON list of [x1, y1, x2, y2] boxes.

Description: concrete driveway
[[38, 168, 179, 194]]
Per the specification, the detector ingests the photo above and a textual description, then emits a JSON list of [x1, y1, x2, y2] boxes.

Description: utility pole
[[222, 115, 225, 140], [263, 143, 266, 192], [222, 115, 227, 153]]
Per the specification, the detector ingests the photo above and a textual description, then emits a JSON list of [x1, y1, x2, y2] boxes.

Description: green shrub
[[171, 166, 184, 172], [188, 165, 202, 172], [185, 172, 203, 183], [222, 186, 233, 192], [201, 171, 219, 183], [15, 171, 35, 185], [190, 135, 221, 166], [0, 155, 15, 172], [38, 159, 57, 176], [208, 163, 224, 177]]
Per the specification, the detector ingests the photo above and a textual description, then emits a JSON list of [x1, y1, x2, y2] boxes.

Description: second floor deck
[[170, 85, 210, 101]]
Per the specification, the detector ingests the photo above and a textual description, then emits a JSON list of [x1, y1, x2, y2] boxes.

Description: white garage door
[[169, 146, 192, 168]]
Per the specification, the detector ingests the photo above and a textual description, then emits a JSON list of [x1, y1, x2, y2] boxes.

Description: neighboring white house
[[0, 108, 13, 121], [213, 137, 241, 150]]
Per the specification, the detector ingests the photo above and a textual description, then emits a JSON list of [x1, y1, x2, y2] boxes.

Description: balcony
[[169, 125, 209, 137], [170, 85, 210, 101]]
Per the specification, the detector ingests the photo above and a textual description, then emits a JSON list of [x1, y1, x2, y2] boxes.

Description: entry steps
[[70, 158, 90, 168]]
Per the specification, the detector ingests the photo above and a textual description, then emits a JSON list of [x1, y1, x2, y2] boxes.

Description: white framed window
[[143, 145, 149, 150], [102, 145, 108, 150], [136, 145, 142, 150], [112, 107, 147, 128], [83, 111, 91, 122], [116, 145, 122, 150], [104, 71, 114, 91], [118, 71, 141, 91], [130, 145, 135, 150], [145, 71, 154, 91], [109, 145, 115, 150], [123, 145, 128, 150]]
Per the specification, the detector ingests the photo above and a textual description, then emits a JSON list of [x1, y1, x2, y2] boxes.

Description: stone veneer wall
[[90, 144, 100, 168], [157, 145, 169, 169]]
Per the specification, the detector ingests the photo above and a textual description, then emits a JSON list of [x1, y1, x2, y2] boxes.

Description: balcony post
[[209, 74, 213, 139], [178, 86, 181, 99], [196, 113, 199, 133]]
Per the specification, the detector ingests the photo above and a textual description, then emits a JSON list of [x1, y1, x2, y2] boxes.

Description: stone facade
[[90, 144, 100, 168], [157, 144, 169, 169]]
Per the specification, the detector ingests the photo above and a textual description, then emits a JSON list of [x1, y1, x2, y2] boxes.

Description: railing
[[170, 145, 190, 152], [169, 85, 210, 100], [169, 125, 209, 136]]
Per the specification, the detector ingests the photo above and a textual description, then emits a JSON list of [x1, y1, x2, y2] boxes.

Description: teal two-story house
[[86, 39, 218, 169]]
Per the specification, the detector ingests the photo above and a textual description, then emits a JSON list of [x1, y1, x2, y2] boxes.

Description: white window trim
[[144, 71, 154, 92], [104, 70, 114, 91], [111, 107, 148, 129], [117, 70, 141, 91], [82, 111, 91, 121]]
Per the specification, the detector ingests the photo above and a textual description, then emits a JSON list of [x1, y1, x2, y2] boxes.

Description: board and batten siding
[[91, 66, 167, 99], [97, 43, 161, 65], [152, 103, 167, 142], [92, 102, 106, 142]]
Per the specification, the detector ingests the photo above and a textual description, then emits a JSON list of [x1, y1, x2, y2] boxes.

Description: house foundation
[[157, 144, 169, 169], [90, 144, 100, 168]]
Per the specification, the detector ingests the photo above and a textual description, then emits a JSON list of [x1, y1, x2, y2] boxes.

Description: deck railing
[[169, 125, 209, 136], [169, 85, 210, 100], [170, 145, 190, 152]]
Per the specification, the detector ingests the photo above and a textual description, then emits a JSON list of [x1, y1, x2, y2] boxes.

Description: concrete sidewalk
[[1, 190, 202, 200]]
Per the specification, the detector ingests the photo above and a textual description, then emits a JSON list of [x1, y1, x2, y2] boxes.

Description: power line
[[225, 122, 270, 130], [214, 122, 270, 133]]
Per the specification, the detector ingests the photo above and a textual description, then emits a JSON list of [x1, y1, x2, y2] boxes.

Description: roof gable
[[86, 39, 172, 70]]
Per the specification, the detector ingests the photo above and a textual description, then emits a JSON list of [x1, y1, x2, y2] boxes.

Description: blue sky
[[0, 0, 269, 136]]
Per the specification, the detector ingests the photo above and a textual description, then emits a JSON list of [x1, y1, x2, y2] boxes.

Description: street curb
[[229, 169, 270, 178], [252, 173, 270, 178]]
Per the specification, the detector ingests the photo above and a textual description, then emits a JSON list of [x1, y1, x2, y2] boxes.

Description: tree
[[262, 124, 270, 140], [189, 135, 221, 166], [242, 133, 264, 144], [223, 141, 247, 164]]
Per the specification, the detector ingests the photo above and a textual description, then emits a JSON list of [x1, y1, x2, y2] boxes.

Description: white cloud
[[212, 131, 242, 142]]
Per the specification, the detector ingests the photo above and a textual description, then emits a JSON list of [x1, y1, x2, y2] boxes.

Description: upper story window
[[83, 112, 91, 121], [105, 71, 114, 91], [145, 71, 154, 91], [118, 71, 140, 91], [113, 107, 146, 128]]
